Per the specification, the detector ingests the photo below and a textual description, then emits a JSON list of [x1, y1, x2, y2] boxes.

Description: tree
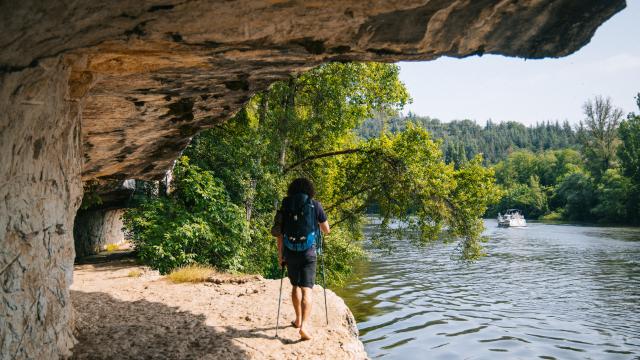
[[616, 93, 640, 223], [554, 167, 596, 222], [592, 168, 633, 223], [493, 150, 539, 186], [618, 93, 640, 184], [487, 176, 547, 219], [577, 96, 624, 179]]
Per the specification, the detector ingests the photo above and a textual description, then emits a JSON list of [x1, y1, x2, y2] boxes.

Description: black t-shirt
[[283, 199, 327, 259]]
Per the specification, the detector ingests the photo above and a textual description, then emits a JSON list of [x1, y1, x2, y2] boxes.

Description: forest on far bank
[[360, 94, 640, 225]]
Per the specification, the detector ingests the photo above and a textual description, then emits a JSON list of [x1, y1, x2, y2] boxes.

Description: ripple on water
[[335, 220, 640, 359]]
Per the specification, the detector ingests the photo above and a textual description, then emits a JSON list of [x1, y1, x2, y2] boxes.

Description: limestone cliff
[[1, 0, 626, 181], [0, 1, 626, 358]]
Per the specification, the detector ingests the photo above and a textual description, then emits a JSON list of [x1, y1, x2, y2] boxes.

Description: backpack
[[281, 193, 318, 252]]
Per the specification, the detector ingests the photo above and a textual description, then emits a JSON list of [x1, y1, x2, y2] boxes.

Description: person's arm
[[319, 221, 330, 234], [316, 200, 330, 234], [271, 208, 284, 266]]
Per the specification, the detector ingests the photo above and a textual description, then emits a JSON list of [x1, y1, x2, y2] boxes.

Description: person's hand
[[278, 254, 285, 268]]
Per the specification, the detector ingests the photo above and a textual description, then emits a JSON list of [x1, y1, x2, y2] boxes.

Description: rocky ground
[[70, 260, 367, 359]]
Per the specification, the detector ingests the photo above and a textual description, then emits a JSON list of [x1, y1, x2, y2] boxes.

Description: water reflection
[[335, 220, 640, 359]]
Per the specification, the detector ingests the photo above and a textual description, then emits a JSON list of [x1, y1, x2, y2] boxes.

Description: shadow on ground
[[71, 291, 251, 359]]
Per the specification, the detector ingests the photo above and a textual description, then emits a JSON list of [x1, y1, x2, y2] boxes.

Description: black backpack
[[282, 193, 318, 252]]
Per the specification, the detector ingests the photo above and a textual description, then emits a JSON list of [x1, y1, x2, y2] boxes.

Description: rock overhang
[[0, 0, 627, 181]]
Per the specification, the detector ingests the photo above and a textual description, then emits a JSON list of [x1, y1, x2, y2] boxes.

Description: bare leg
[[299, 287, 313, 340], [291, 286, 302, 328]]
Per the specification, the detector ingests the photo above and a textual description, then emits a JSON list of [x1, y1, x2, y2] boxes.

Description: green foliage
[[576, 96, 624, 179], [494, 150, 540, 185], [554, 167, 597, 222], [489, 177, 548, 219], [618, 94, 640, 184], [124, 62, 500, 281], [592, 168, 633, 223], [122, 157, 250, 274], [358, 115, 579, 165], [343, 126, 500, 259], [485, 94, 639, 225], [616, 93, 640, 222], [80, 180, 103, 210], [320, 228, 366, 286], [449, 156, 502, 258], [488, 148, 583, 189]]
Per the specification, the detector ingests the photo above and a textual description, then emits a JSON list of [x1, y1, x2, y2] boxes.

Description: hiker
[[272, 177, 330, 340]]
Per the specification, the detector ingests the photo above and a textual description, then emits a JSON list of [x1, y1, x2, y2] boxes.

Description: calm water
[[335, 220, 640, 359]]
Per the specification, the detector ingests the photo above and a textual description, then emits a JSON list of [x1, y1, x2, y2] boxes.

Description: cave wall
[[73, 209, 127, 258], [0, 58, 83, 359], [0, 1, 627, 359]]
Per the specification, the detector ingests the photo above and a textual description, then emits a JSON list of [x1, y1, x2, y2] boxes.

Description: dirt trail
[[70, 260, 367, 359]]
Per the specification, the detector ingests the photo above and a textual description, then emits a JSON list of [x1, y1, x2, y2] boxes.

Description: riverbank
[[70, 260, 367, 359]]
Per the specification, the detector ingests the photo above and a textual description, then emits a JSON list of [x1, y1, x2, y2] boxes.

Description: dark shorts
[[285, 251, 316, 288]]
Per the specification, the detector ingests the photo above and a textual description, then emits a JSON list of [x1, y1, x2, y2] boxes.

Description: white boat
[[497, 209, 527, 227]]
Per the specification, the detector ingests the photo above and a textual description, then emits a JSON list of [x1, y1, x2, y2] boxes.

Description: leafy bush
[[123, 157, 250, 274]]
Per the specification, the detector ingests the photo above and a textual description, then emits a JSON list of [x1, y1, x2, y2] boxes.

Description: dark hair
[[287, 177, 315, 198]]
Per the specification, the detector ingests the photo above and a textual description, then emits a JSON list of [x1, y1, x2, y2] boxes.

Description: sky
[[398, 1, 640, 126]]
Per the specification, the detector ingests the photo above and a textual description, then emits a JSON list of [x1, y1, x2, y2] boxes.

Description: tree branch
[[283, 148, 363, 173], [332, 204, 369, 228], [325, 183, 380, 213]]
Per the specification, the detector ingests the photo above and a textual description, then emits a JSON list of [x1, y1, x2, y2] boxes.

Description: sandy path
[[70, 260, 367, 359]]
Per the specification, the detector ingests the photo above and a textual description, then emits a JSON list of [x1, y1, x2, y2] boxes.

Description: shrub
[[123, 157, 250, 274]]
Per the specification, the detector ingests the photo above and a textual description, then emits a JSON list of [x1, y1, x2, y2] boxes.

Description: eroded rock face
[[73, 209, 127, 258], [1, 0, 626, 181], [0, 58, 83, 359], [0, 0, 626, 358]]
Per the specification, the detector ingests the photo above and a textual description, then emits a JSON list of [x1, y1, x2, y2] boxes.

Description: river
[[334, 220, 640, 359]]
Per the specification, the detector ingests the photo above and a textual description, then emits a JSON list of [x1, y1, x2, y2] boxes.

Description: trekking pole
[[318, 232, 329, 326], [321, 252, 329, 326], [275, 265, 285, 338]]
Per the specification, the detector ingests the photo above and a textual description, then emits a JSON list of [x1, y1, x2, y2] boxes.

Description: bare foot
[[299, 326, 312, 341], [291, 319, 301, 328]]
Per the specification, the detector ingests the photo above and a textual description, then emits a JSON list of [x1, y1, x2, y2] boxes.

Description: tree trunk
[[278, 78, 296, 174]]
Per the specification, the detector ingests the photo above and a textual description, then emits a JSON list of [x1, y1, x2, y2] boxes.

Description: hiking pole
[[321, 252, 329, 326], [319, 232, 329, 326], [275, 265, 285, 338]]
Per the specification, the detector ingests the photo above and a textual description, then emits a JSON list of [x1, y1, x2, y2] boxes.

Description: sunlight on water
[[335, 220, 640, 359]]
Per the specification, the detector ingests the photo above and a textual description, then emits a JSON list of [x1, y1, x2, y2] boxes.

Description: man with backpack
[[272, 177, 330, 341]]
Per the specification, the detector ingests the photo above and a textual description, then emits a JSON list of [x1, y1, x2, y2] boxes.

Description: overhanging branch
[[283, 148, 363, 173]]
